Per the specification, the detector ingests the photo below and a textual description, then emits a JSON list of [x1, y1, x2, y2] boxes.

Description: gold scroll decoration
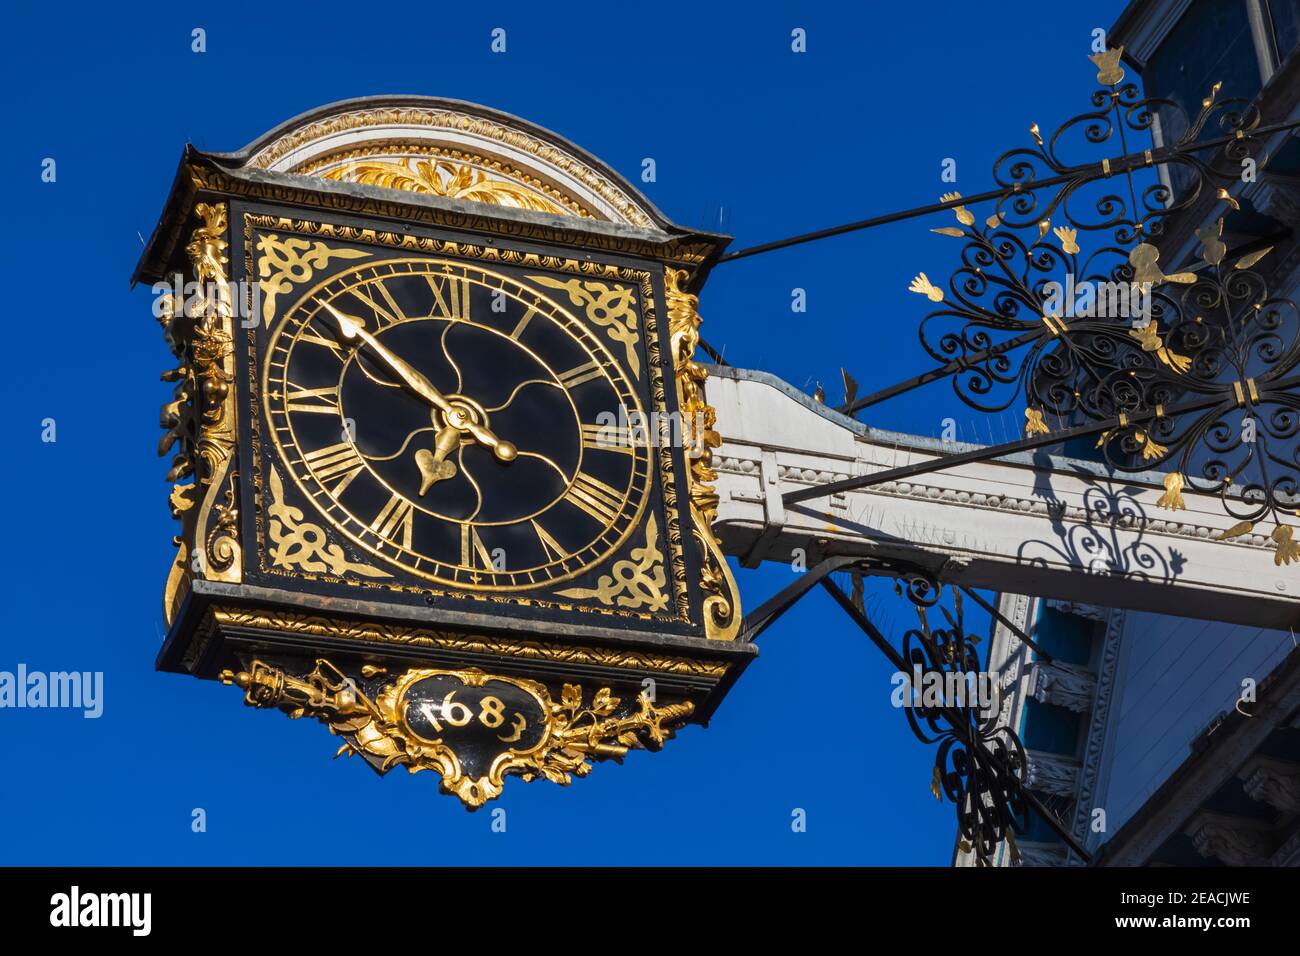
[[158, 202, 243, 626], [188, 203, 242, 587], [665, 268, 741, 640], [221, 660, 694, 808]]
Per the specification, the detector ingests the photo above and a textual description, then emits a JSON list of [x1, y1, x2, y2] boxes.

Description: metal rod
[[698, 336, 729, 366], [783, 373, 1300, 506], [958, 585, 1053, 663], [716, 118, 1300, 264], [838, 330, 1043, 416], [738, 555, 861, 642], [821, 577, 1092, 861]]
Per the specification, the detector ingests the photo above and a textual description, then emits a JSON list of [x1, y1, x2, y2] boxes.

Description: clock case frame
[[138, 144, 753, 724]]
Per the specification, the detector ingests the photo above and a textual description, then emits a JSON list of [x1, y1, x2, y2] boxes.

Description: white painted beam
[[706, 367, 1300, 629]]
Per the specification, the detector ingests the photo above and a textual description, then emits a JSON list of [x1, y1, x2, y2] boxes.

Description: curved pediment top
[[225, 95, 663, 229]]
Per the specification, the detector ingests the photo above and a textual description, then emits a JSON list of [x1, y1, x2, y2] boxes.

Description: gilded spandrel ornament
[[556, 512, 668, 611], [254, 232, 369, 327], [528, 275, 641, 377], [265, 468, 391, 579]]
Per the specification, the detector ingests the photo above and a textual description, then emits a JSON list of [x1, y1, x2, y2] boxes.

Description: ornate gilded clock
[[139, 97, 751, 806]]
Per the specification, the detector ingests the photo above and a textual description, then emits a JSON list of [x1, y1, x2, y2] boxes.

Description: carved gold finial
[[1128, 320, 1192, 373], [1024, 407, 1049, 437], [939, 191, 975, 226], [1053, 226, 1079, 255], [1088, 47, 1125, 86], [1215, 187, 1241, 211], [1156, 473, 1186, 511], [1218, 520, 1255, 540], [1128, 243, 1198, 286], [909, 273, 945, 302], [1273, 526, 1300, 566]]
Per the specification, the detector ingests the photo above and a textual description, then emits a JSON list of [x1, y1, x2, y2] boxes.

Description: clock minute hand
[[319, 300, 516, 462], [320, 300, 453, 414]]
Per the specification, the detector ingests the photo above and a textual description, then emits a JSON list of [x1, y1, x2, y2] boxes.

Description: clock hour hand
[[414, 425, 460, 495], [318, 299, 517, 462]]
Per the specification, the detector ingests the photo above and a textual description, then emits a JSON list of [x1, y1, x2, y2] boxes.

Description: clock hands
[[414, 425, 461, 495], [317, 299, 518, 466]]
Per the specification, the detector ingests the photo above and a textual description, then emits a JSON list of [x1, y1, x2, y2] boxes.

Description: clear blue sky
[[0, 0, 1128, 864]]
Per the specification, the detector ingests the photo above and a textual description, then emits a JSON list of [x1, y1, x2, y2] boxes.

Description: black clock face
[[264, 258, 654, 590]]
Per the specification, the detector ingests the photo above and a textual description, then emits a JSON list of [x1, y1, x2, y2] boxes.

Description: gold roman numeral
[[509, 306, 538, 340], [425, 273, 472, 320], [558, 360, 604, 389], [302, 442, 365, 496], [349, 282, 406, 327], [581, 422, 635, 454], [460, 523, 496, 570], [299, 326, 347, 360], [531, 519, 568, 563], [564, 471, 623, 525], [370, 494, 415, 550], [285, 382, 341, 414]]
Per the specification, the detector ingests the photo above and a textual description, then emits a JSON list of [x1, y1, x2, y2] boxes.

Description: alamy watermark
[[152, 273, 261, 327], [50, 886, 150, 936], [1041, 275, 1153, 325], [890, 665, 996, 712], [0, 664, 103, 718], [591, 405, 711, 458]]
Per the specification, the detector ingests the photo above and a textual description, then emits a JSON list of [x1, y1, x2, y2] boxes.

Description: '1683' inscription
[[399, 673, 548, 778]]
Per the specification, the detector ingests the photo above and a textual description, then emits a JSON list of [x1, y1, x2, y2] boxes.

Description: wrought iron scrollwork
[[845, 49, 1300, 558], [893, 575, 1029, 865], [818, 563, 1073, 866], [914, 66, 1262, 418]]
